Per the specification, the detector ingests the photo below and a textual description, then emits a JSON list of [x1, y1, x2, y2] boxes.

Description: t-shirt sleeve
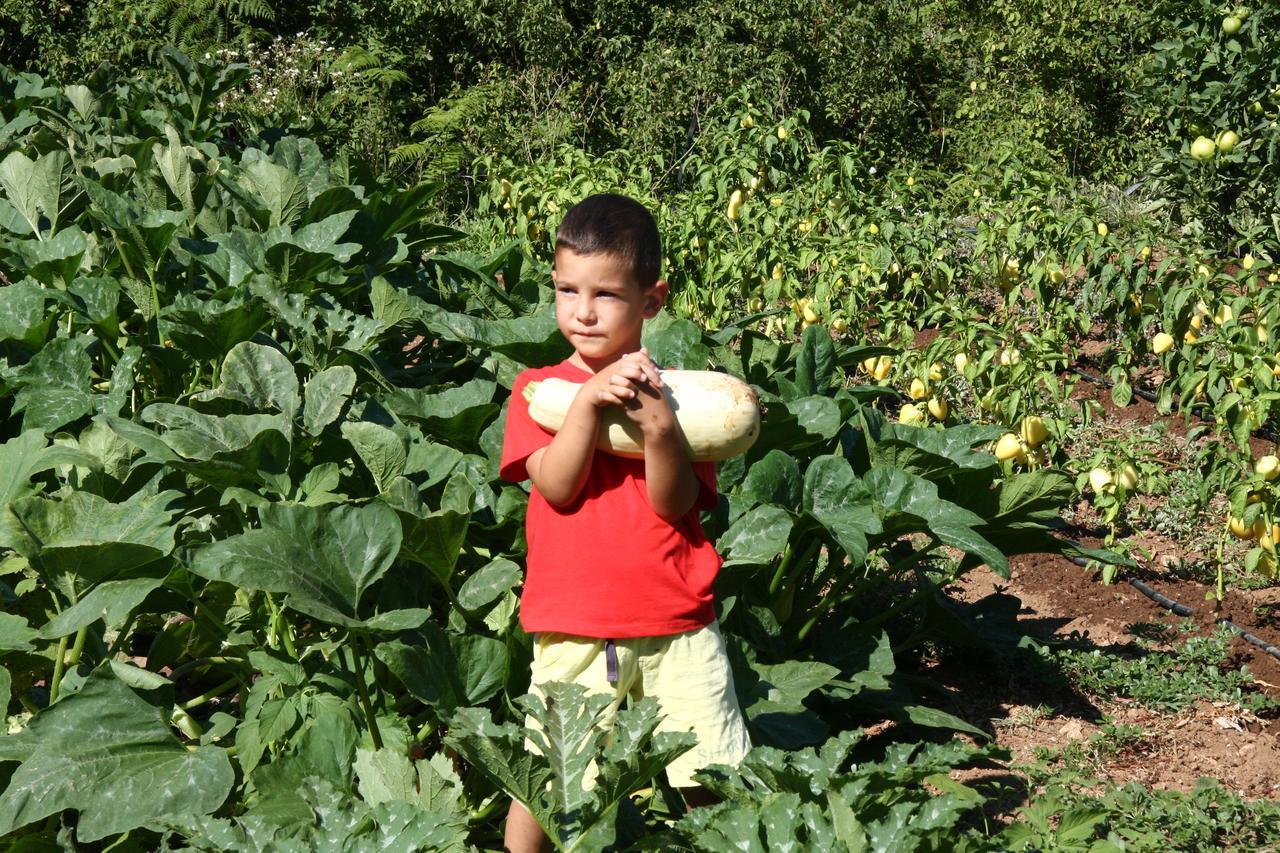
[[500, 371, 554, 482], [692, 460, 719, 512]]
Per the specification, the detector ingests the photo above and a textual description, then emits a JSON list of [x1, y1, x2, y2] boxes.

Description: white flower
[[868, 166, 877, 174]]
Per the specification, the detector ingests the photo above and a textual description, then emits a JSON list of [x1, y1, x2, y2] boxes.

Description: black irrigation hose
[[1125, 576, 1194, 617], [1061, 552, 1280, 663], [1217, 620, 1280, 659], [1069, 366, 1280, 445]]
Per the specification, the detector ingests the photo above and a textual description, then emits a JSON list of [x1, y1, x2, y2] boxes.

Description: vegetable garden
[[2, 0, 1280, 849]]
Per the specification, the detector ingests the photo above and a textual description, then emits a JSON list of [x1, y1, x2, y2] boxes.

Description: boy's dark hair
[[555, 193, 663, 288]]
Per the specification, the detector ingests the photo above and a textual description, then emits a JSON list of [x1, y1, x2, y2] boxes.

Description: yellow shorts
[[524, 620, 753, 789]]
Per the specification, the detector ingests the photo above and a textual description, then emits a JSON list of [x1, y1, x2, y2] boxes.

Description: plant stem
[[66, 625, 90, 668], [794, 540, 936, 643], [105, 614, 136, 660], [767, 544, 794, 597], [281, 616, 299, 660], [171, 706, 205, 739], [845, 563, 962, 640], [48, 634, 70, 705], [168, 655, 249, 680], [179, 676, 241, 711], [350, 635, 383, 750]]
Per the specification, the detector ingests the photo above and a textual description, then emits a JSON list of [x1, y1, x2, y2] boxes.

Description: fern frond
[[364, 68, 410, 85], [335, 46, 382, 72], [390, 142, 433, 166], [236, 0, 275, 21]]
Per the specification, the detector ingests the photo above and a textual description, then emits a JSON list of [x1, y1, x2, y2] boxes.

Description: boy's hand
[[585, 348, 663, 405], [582, 348, 676, 437]]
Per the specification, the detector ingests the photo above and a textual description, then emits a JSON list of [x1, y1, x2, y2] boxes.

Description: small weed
[[1051, 624, 1276, 713], [1125, 621, 1177, 643], [993, 777, 1280, 851], [1027, 719, 1148, 781], [994, 703, 1057, 732]]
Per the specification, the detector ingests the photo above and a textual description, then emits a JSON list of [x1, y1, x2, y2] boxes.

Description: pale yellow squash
[[523, 370, 760, 461]]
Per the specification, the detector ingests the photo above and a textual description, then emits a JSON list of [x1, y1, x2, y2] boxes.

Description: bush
[[1130, 0, 1280, 246]]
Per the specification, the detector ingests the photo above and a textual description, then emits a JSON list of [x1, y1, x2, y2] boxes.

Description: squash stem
[[48, 634, 70, 705], [350, 635, 384, 750]]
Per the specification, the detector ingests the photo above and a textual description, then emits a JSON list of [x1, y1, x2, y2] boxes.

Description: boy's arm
[[528, 353, 664, 506], [640, 422, 701, 522], [615, 352, 700, 521], [525, 385, 603, 506]]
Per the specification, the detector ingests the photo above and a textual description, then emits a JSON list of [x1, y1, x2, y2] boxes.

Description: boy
[[498, 194, 752, 852]]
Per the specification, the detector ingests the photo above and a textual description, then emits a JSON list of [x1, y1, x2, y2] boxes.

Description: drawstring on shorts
[[604, 638, 618, 685]]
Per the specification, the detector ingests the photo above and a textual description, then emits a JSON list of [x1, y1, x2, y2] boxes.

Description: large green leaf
[[0, 669, 233, 842], [265, 211, 362, 281], [739, 658, 840, 749], [737, 450, 803, 509], [153, 124, 213, 222], [80, 179, 183, 288], [0, 149, 74, 236], [15, 223, 87, 288], [446, 682, 694, 852], [421, 305, 569, 366], [342, 421, 408, 494], [0, 281, 53, 347], [989, 469, 1076, 523], [384, 378, 500, 450], [456, 558, 522, 611], [0, 430, 99, 515], [161, 291, 270, 361], [354, 747, 466, 819], [718, 506, 794, 568], [863, 466, 1008, 576], [37, 577, 163, 639], [803, 456, 880, 563], [10, 337, 95, 434], [0, 613, 38, 652], [134, 404, 291, 487], [376, 625, 509, 712], [302, 365, 356, 435], [641, 315, 711, 369], [869, 423, 1006, 479], [188, 501, 425, 630], [239, 158, 309, 228], [388, 485, 471, 582], [199, 341, 299, 414], [793, 324, 836, 396], [0, 489, 179, 605]]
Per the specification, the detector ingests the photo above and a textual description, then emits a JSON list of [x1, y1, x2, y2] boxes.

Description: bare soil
[[942, 553, 1280, 799]]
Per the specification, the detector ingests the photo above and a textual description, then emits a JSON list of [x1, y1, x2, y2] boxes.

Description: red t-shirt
[[500, 358, 722, 638]]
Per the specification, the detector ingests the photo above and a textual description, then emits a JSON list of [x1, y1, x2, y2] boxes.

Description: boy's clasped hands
[[582, 347, 676, 435]]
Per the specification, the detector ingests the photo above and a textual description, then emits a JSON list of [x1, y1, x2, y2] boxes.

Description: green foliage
[[1132, 0, 1280, 244], [447, 681, 697, 851], [1049, 623, 1277, 712], [998, 778, 1280, 851], [0, 57, 1106, 848], [2, 0, 1188, 188], [0, 668, 234, 841], [662, 729, 1002, 851], [927, 0, 1163, 179], [145, 0, 276, 54]]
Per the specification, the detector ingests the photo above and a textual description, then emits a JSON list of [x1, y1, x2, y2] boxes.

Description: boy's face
[[552, 247, 667, 370]]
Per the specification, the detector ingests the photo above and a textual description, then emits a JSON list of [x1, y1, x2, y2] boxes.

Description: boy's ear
[[643, 279, 669, 318]]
